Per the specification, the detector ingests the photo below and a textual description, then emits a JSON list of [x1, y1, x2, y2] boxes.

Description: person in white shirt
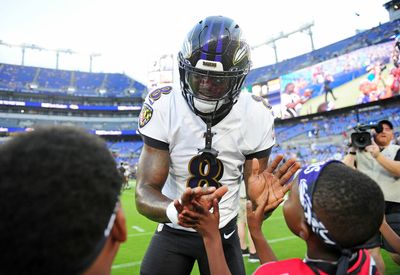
[[343, 119, 400, 273]]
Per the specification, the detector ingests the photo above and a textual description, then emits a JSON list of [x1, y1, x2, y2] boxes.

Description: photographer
[[343, 119, 400, 272]]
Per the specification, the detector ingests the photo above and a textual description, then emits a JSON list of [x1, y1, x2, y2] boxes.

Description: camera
[[350, 123, 383, 149]]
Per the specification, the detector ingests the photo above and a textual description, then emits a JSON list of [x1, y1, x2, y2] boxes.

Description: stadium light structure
[[299, 22, 315, 51], [54, 48, 75, 70], [1, 39, 101, 71], [0, 40, 12, 48], [89, 53, 101, 72], [0, 40, 45, 65], [251, 21, 315, 63], [21, 43, 45, 66]]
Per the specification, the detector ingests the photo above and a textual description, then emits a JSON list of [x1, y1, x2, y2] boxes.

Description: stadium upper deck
[[0, 63, 147, 98]]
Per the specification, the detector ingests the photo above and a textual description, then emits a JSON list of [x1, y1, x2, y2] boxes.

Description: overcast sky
[[0, 0, 390, 84]]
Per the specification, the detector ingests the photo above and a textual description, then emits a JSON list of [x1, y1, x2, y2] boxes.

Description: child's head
[[0, 126, 126, 274], [283, 161, 384, 270]]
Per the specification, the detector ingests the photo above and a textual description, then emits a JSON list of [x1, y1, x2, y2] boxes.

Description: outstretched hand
[[247, 155, 300, 214]]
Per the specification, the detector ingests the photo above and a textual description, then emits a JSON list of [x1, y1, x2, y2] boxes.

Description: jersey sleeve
[[242, 95, 275, 157], [137, 86, 173, 145]]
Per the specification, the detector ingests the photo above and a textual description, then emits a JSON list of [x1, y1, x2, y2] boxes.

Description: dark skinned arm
[[247, 200, 277, 263], [135, 143, 220, 223], [189, 199, 232, 275], [380, 215, 400, 254], [135, 143, 171, 223], [243, 150, 269, 209]]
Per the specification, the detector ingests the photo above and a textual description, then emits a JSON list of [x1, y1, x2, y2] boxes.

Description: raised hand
[[365, 138, 380, 158], [246, 199, 268, 234], [246, 198, 279, 264], [181, 198, 233, 275], [247, 155, 300, 214]]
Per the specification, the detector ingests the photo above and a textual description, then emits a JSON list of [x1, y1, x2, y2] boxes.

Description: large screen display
[[250, 40, 399, 119]]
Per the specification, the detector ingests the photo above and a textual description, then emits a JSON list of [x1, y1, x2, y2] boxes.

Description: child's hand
[[194, 198, 220, 238], [175, 186, 227, 228], [178, 198, 220, 238], [246, 198, 268, 234]]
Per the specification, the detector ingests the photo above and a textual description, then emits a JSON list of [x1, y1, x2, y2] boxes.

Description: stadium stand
[[0, 63, 147, 170], [1, 18, 399, 171], [244, 19, 400, 86], [272, 98, 400, 166], [0, 63, 146, 97]]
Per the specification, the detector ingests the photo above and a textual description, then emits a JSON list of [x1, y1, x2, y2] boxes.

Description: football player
[[135, 15, 298, 275]]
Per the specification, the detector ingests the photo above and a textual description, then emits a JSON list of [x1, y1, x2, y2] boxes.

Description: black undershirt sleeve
[[140, 134, 169, 151], [245, 146, 272, 160]]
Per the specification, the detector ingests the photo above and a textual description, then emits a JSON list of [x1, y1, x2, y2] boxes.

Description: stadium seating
[[0, 63, 147, 98], [245, 19, 400, 86], [1, 18, 400, 170], [272, 103, 400, 165]]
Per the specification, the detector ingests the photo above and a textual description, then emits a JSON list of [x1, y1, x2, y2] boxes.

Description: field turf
[[111, 181, 399, 274]]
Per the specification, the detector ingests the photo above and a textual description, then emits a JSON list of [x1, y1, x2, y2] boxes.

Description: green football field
[[111, 181, 399, 274]]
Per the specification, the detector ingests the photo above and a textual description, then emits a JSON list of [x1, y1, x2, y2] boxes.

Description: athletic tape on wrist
[[166, 200, 179, 225]]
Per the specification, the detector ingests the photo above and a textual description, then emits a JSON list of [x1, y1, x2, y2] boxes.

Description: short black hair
[[0, 126, 122, 274], [313, 162, 384, 248]]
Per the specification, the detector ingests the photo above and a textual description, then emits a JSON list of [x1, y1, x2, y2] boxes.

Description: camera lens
[[351, 132, 372, 149]]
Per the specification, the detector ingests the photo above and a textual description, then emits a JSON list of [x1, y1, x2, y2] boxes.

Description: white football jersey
[[138, 86, 275, 230]]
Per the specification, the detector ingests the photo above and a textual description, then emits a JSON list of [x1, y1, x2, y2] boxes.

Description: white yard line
[[268, 235, 297, 243], [128, 231, 153, 237], [112, 261, 142, 269], [131, 225, 145, 232]]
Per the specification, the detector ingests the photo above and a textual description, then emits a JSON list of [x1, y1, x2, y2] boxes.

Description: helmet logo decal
[[233, 45, 247, 65], [182, 40, 192, 58]]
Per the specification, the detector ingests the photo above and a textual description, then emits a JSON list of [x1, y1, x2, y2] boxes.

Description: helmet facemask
[[179, 53, 248, 121]]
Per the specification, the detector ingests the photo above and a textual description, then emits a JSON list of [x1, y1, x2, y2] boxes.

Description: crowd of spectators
[[0, 63, 146, 97]]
